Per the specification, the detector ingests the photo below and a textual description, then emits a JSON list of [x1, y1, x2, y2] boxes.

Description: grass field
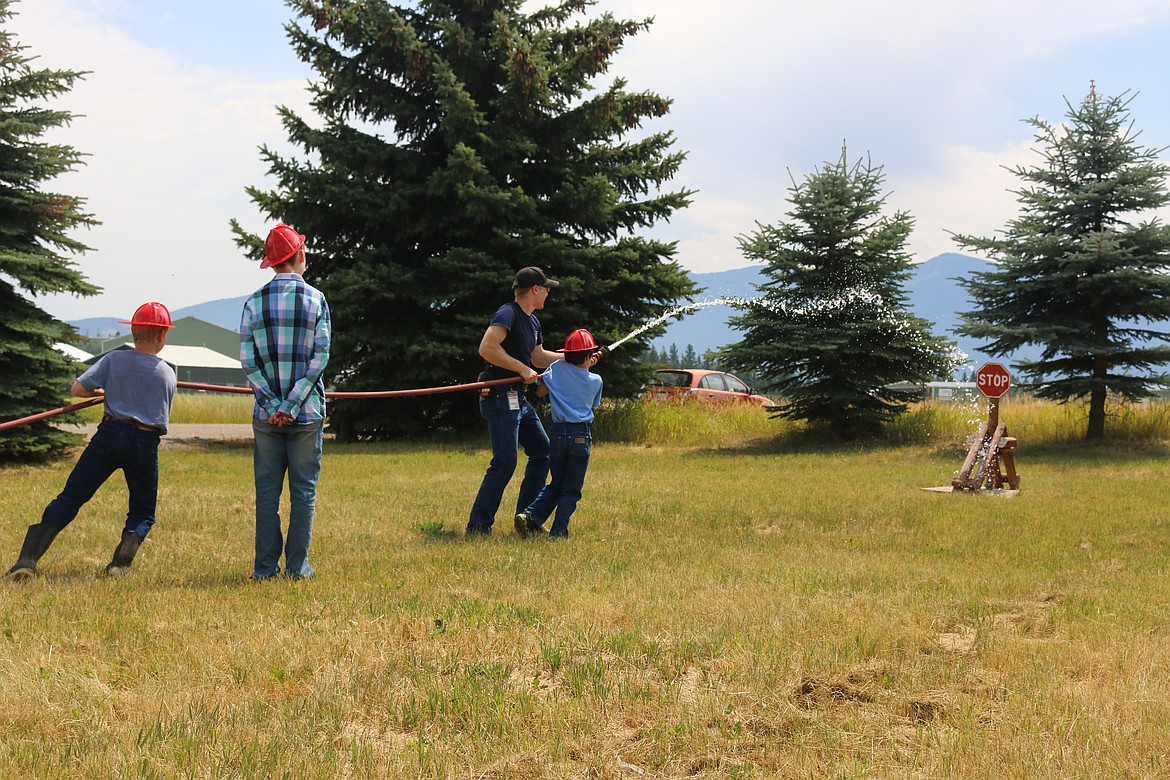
[[3, 398, 1170, 777]]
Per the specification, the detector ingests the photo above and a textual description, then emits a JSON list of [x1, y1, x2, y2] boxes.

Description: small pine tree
[[725, 148, 958, 437], [955, 84, 1170, 440], [0, 1, 98, 461]]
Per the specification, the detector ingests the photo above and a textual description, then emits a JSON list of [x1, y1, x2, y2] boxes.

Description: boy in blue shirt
[[515, 329, 604, 539], [5, 302, 177, 580]]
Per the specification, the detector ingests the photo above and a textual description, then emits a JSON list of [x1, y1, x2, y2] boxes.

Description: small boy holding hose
[[5, 302, 176, 580], [515, 328, 604, 539]]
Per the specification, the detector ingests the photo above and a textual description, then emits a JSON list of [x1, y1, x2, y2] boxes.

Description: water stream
[[605, 296, 752, 352], [603, 290, 968, 370], [604, 289, 891, 353]]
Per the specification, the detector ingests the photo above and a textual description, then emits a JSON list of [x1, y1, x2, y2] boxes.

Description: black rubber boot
[[104, 529, 142, 578], [5, 523, 61, 582]]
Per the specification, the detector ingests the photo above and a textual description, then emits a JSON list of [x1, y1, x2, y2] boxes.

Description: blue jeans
[[253, 419, 323, 579], [523, 422, 592, 538], [42, 420, 161, 538], [467, 390, 550, 533]]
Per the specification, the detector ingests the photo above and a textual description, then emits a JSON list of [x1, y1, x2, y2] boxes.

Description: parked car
[[642, 369, 774, 406]]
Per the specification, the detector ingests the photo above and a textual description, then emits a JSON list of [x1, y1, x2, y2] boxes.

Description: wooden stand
[[952, 398, 1020, 491]]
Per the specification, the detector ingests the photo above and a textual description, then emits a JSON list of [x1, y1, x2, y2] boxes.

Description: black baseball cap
[[512, 266, 559, 289]]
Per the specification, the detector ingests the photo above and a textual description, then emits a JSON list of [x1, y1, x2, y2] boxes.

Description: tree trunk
[[1087, 351, 1107, 440], [1086, 384, 1106, 440], [1086, 322, 1108, 440]]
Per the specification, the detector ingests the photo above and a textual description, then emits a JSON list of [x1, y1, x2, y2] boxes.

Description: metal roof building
[[85, 344, 247, 388], [82, 316, 240, 360]]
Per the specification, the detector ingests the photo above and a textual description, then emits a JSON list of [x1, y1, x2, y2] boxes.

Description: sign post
[[953, 363, 1021, 491], [975, 362, 1010, 431]]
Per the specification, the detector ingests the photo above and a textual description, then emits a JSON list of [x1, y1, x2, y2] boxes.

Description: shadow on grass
[[1016, 438, 1170, 464], [690, 429, 1170, 464], [326, 438, 486, 457], [414, 521, 463, 541], [687, 428, 942, 457], [5, 565, 242, 586]]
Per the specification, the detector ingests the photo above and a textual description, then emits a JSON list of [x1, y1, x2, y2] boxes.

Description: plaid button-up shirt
[[240, 273, 331, 423]]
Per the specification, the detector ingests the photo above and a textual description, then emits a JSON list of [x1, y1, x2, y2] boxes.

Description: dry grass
[[3, 399, 1170, 777]]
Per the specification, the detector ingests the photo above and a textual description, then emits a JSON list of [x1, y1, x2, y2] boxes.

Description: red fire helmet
[[262, 223, 306, 269], [562, 328, 598, 353], [119, 301, 174, 329]]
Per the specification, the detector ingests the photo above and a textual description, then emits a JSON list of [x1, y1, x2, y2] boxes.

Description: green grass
[[3, 398, 1170, 777]]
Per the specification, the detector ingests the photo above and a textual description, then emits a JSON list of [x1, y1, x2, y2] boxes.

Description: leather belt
[[103, 414, 161, 433]]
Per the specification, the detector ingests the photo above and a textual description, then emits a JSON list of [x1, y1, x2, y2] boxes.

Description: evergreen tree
[[667, 344, 679, 365], [0, 1, 98, 462], [682, 343, 697, 366], [955, 85, 1170, 440], [724, 148, 957, 437], [235, 0, 695, 438]]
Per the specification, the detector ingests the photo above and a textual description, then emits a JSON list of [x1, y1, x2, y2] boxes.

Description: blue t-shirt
[[542, 359, 603, 423], [485, 302, 543, 380], [79, 350, 177, 433]]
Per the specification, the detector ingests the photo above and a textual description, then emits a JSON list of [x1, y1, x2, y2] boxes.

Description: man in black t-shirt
[[467, 267, 564, 536]]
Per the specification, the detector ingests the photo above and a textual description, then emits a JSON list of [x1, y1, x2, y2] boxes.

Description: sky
[[12, 0, 1170, 322]]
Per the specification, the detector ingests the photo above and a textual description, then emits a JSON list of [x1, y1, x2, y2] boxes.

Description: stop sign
[[975, 362, 1011, 399]]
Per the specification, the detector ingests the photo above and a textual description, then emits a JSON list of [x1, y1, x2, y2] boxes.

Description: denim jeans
[[252, 419, 323, 579], [523, 422, 591, 538], [42, 420, 161, 538], [467, 390, 550, 533]]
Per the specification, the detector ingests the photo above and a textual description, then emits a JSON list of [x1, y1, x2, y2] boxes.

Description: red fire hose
[[172, 376, 523, 398], [0, 376, 525, 433], [0, 397, 106, 433]]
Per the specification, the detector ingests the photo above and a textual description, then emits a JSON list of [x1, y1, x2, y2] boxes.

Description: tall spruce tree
[[234, 0, 695, 438], [955, 85, 1170, 440], [724, 149, 957, 438], [0, 0, 98, 462]]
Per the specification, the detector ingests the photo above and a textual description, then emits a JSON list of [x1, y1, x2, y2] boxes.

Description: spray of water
[[605, 289, 962, 369], [605, 296, 750, 351]]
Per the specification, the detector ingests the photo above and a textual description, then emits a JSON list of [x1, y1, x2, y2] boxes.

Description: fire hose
[[0, 343, 616, 434], [0, 376, 526, 433]]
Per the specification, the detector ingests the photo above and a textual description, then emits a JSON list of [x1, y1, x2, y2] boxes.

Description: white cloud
[[14, 0, 311, 320], [594, 0, 1170, 270], [889, 140, 1034, 260]]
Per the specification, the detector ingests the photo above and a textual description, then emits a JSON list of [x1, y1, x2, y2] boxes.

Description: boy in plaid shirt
[[240, 223, 330, 580]]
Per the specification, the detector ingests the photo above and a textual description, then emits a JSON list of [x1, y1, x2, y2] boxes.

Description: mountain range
[[649, 252, 1014, 372], [67, 253, 1013, 374]]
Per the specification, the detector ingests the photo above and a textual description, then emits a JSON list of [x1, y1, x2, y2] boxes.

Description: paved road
[[78, 423, 255, 448]]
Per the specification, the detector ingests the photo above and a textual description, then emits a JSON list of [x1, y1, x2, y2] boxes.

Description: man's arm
[[530, 344, 562, 370], [479, 325, 539, 383]]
